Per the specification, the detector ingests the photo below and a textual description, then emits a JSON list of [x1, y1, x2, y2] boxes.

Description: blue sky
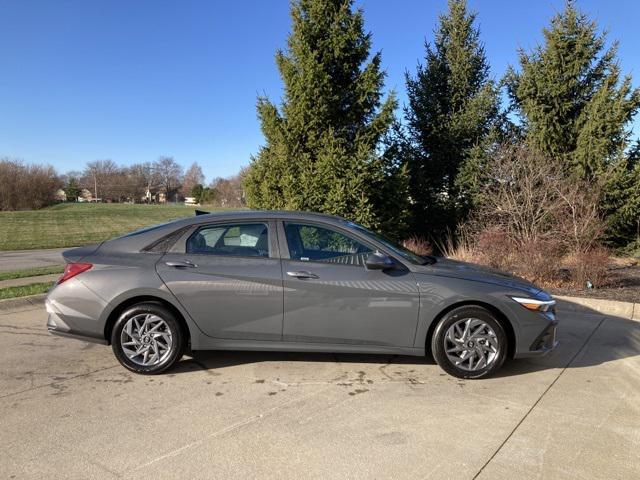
[[1, 0, 639, 181]]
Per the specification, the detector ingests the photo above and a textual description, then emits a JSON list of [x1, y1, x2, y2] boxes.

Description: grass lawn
[[0, 282, 54, 300], [0, 265, 65, 281], [0, 203, 207, 251]]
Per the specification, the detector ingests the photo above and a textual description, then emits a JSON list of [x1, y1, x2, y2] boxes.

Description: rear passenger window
[[186, 223, 269, 257]]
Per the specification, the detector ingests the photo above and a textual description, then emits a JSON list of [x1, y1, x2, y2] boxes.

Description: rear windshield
[[115, 220, 180, 239]]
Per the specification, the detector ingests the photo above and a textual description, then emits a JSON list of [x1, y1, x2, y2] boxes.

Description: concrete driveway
[[1, 301, 639, 479]]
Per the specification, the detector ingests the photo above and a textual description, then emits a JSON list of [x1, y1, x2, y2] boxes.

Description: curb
[[0, 294, 46, 312], [555, 295, 639, 321]]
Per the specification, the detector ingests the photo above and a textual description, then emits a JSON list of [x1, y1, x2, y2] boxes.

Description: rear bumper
[[48, 326, 108, 345], [46, 297, 107, 345]]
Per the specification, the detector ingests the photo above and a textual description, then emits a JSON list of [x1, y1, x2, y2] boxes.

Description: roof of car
[[98, 209, 354, 254], [185, 209, 349, 224]]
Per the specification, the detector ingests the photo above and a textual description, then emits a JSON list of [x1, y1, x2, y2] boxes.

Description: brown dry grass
[[439, 229, 613, 290], [402, 235, 433, 256]]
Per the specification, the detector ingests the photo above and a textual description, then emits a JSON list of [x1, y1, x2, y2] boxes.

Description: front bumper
[[529, 320, 559, 354], [512, 315, 559, 358]]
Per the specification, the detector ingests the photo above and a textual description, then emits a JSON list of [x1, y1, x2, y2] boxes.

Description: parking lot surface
[[1, 302, 639, 479]]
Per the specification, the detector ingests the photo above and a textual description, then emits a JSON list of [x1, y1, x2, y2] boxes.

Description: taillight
[[57, 263, 93, 284]]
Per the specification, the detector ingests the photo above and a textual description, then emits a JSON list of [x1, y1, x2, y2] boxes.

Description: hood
[[422, 257, 543, 297]]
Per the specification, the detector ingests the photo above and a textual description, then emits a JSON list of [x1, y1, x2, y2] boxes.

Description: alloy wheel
[[120, 314, 173, 367], [444, 318, 499, 371]]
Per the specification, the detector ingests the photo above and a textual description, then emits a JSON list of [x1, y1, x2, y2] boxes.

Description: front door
[[280, 221, 420, 347], [157, 221, 283, 341]]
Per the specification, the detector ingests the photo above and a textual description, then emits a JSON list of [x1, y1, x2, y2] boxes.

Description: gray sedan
[[46, 210, 558, 379]]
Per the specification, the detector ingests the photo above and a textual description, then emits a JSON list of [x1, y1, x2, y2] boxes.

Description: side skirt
[[190, 337, 425, 357]]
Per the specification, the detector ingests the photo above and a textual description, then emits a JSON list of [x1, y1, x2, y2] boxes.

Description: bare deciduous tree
[[81, 159, 123, 201], [0, 157, 61, 210], [182, 162, 205, 198], [475, 144, 606, 253], [459, 143, 609, 287], [553, 179, 605, 254], [210, 170, 246, 208], [153, 156, 183, 202], [475, 144, 562, 246], [126, 163, 155, 202]]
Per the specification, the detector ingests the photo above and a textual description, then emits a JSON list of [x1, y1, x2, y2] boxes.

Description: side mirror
[[365, 251, 395, 271]]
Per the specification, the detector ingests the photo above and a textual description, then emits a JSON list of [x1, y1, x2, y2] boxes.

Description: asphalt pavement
[[1, 301, 639, 479], [0, 248, 66, 272]]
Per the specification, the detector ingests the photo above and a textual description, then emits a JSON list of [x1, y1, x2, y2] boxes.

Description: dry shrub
[[451, 231, 612, 289], [402, 235, 432, 256], [439, 229, 477, 263], [474, 227, 512, 269], [475, 144, 560, 245], [461, 143, 613, 290], [553, 179, 605, 254], [565, 247, 611, 289], [512, 238, 565, 286]]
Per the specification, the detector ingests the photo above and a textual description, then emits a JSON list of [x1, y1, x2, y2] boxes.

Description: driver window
[[284, 222, 371, 266]]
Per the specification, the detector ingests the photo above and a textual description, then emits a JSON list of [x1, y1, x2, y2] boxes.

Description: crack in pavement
[[0, 321, 59, 337], [472, 315, 608, 479]]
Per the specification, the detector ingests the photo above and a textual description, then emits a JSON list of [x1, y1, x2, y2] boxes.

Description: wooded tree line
[[70, 156, 245, 207], [244, 0, 640, 255], [0, 156, 245, 210], [0, 158, 60, 211]]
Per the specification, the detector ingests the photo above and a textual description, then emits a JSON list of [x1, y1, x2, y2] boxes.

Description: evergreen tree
[[243, 0, 409, 237], [601, 143, 640, 250], [507, 1, 640, 179], [64, 177, 80, 202], [507, 1, 640, 248], [404, 0, 500, 241]]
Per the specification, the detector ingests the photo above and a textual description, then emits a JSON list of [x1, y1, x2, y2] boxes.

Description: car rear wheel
[[111, 302, 186, 374], [431, 305, 507, 379]]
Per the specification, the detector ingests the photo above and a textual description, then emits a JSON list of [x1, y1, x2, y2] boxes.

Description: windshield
[[348, 222, 435, 266]]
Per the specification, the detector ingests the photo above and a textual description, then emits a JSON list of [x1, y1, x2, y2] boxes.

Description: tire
[[111, 302, 186, 374], [431, 305, 508, 379]]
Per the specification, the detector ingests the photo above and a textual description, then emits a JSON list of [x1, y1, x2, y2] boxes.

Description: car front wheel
[[431, 305, 508, 379], [111, 302, 186, 374]]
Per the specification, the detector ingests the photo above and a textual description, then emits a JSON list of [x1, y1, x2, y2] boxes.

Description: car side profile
[[46, 210, 558, 379]]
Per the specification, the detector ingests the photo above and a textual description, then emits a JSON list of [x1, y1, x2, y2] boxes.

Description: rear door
[[280, 221, 420, 347], [157, 220, 283, 341]]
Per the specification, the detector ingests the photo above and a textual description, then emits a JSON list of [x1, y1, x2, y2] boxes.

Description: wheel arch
[[424, 300, 516, 360], [103, 295, 192, 346]]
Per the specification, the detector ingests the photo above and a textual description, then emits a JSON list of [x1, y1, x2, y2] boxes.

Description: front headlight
[[510, 296, 556, 313]]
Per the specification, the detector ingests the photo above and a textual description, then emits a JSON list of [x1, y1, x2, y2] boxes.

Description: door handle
[[165, 260, 197, 268], [286, 270, 319, 279]]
